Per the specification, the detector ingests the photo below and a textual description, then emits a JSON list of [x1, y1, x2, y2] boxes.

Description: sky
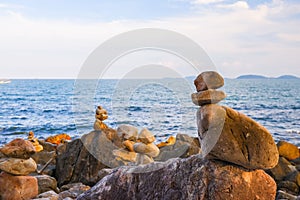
[[0, 0, 299, 78]]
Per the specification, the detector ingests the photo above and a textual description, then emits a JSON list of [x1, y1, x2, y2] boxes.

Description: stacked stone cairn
[[112, 124, 139, 163], [192, 71, 279, 169], [133, 128, 160, 165], [0, 138, 39, 199], [93, 106, 108, 130], [28, 131, 44, 152]]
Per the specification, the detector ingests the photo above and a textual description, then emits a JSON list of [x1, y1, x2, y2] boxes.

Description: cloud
[[192, 0, 225, 5], [217, 1, 249, 9], [0, 0, 300, 78]]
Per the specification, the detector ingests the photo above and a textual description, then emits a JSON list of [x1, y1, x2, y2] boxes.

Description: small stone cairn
[[28, 131, 44, 152], [93, 106, 108, 130], [0, 138, 39, 199], [133, 128, 160, 165], [192, 71, 279, 170]]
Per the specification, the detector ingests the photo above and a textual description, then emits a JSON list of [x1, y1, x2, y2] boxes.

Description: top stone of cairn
[[194, 71, 224, 92]]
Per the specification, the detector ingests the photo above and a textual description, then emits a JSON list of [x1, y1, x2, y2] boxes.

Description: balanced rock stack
[[93, 106, 109, 130], [133, 128, 160, 165], [28, 131, 44, 152], [192, 71, 279, 170], [0, 138, 38, 199]]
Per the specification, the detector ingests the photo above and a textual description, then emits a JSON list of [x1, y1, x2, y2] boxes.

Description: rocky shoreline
[[0, 71, 300, 200]]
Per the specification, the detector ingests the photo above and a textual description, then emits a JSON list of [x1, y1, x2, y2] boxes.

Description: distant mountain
[[276, 75, 299, 79], [236, 75, 268, 79], [236, 74, 299, 79]]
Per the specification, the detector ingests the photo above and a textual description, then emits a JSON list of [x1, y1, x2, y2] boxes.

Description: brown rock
[[133, 143, 160, 158], [93, 119, 108, 130], [277, 181, 299, 195], [138, 128, 155, 144], [197, 104, 279, 169], [34, 190, 59, 200], [277, 141, 300, 160], [35, 175, 59, 194], [117, 124, 138, 141], [56, 130, 125, 187], [55, 138, 108, 187], [59, 183, 90, 199], [276, 190, 297, 200], [77, 155, 276, 200], [0, 157, 37, 175], [0, 138, 36, 159], [156, 136, 176, 148], [112, 149, 137, 163], [191, 89, 226, 106], [155, 134, 201, 162], [266, 157, 295, 181], [0, 171, 38, 200], [194, 71, 224, 92]]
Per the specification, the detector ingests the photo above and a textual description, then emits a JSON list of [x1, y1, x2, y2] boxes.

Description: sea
[[0, 78, 299, 146]]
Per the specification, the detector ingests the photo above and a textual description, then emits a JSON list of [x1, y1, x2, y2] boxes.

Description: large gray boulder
[[78, 155, 276, 200]]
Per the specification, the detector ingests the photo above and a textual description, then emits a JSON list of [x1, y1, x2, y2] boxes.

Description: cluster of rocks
[[266, 140, 300, 199], [2, 71, 300, 200], [76, 71, 280, 199], [0, 139, 38, 199]]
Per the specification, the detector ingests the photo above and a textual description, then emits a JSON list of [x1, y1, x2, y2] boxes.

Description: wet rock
[[0, 138, 36, 159], [191, 89, 226, 106], [277, 141, 300, 160], [0, 157, 37, 175], [78, 155, 276, 200], [0, 171, 38, 200], [35, 174, 59, 194], [33, 190, 59, 200], [267, 157, 295, 181], [194, 71, 224, 92], [117, 124, 138, 141], [197, 104, 279, 169]]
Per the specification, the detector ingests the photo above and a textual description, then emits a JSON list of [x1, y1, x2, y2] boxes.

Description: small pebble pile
[[0, 138, 39, 199]]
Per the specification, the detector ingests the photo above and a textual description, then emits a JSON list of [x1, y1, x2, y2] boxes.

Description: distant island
[[236, 75, 299, 79], [185, 74, 300, 80]]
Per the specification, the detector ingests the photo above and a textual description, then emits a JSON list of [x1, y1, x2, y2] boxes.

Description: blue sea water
[[0, 78, 299, 146]]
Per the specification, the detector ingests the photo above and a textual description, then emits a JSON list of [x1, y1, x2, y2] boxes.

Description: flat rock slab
[[194, 71, 224, 92], [197, 104, 279, 169], [78, 155, 276, 200], [191, 89, 226, 106]]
